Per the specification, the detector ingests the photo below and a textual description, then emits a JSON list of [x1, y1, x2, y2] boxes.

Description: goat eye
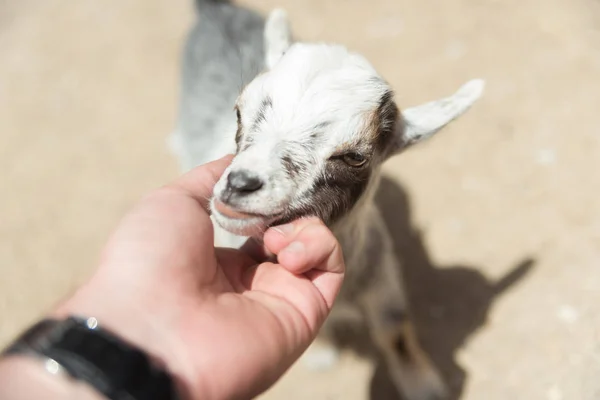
[[342, 152, 367, 167]]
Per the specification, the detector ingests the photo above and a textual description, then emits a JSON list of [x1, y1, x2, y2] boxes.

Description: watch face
[[2, 317, 180, 400]]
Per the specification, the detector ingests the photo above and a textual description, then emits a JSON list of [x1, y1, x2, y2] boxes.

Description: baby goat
[[171, 4, 484, 400]]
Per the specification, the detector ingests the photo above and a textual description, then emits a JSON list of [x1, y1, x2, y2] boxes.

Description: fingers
[[262, 217, 345, 308], [264, 217, 344, 274], [169, 154, 234, 210]]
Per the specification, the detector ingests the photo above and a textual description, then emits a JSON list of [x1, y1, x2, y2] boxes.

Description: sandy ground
[[2, 0, 600, 399]]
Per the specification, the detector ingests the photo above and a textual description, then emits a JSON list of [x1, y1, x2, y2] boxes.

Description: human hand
[[46, 155, 346, 399]]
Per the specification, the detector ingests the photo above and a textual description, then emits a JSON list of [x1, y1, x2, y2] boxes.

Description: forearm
[[0, 356, 105, 400]]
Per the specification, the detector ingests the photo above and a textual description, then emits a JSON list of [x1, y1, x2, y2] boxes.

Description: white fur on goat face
[[231, 44, 387, 196], [210, 9, 485, 237], [211, 43, 397, 236]]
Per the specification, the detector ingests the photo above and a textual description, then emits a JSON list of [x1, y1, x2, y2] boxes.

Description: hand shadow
[[328, 175, 534, 400]]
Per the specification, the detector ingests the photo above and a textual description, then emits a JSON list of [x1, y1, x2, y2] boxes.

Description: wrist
[[50, 278, 200, 400]]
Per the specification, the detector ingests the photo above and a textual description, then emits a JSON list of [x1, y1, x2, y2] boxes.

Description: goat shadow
[[329, 175, 534, 400]]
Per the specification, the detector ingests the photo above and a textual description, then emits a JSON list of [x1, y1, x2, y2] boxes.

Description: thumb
[[169, 154, 234, 210]]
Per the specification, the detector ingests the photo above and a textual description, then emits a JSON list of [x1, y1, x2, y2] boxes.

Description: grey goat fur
[[170, 0, 265, 173]]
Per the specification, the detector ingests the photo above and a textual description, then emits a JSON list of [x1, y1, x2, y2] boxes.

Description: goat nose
[[226, 170, 264, 193]]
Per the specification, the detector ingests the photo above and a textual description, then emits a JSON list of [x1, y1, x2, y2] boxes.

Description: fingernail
[[271, 223, 295, 235], [281, 241, 305, 256]]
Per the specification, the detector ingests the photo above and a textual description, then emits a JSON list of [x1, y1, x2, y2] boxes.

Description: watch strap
[[2, 316, 180, 400]]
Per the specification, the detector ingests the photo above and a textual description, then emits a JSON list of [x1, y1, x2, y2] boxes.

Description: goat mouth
[[213, 199, 281, 221], [211, 198, 287, 237]]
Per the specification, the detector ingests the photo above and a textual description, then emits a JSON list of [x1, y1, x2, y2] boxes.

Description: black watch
[[1, 316, 180, 400]]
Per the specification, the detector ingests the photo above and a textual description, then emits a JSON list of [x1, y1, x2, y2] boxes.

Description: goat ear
[[396, 79, 485, 149], [264, 9, 293, 69]]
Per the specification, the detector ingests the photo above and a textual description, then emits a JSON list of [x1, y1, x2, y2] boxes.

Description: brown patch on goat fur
[[369, 89, 402, 158], [331, 89, 401, 159], [273, 91, 403, 227], [234, 105, 243, 151], [378, 318, 431, 366]]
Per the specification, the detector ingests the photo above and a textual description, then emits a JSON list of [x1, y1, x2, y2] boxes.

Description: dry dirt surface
[[1, 1, 600, 399]]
